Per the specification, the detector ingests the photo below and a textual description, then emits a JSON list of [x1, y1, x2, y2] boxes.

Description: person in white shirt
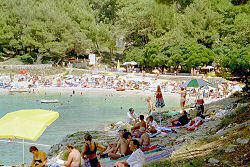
[[126, 108, 138, 124], [115, 139, 145, 167], [146, 115, 158, 133]]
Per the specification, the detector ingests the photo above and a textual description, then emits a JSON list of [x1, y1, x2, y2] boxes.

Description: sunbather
[[131, 115, 146, 135], [29, 146, 47, 167], [115, 139, 146, 167], [105, 130, 126, 154], [170, 110, 189, 126], [62, 145, 81, 167], [108, 132, 132, 160], [146, 115, 158, 133], [138, 127, 150, 147]]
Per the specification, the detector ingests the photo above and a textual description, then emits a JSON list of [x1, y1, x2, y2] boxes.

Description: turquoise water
[[0, 91, 179, 165]]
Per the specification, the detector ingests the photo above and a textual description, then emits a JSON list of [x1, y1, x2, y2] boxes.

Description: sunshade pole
[[159, 108, 162, 127], [23, 139, 24, 165]]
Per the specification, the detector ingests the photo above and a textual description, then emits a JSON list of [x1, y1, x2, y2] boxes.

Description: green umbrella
[[180, 79, 210, 88]]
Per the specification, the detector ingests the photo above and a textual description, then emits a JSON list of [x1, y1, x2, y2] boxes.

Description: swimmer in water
[[60, 102, 64, 105], [80, 92, 83, 96], [73, 90, 75, 94], [8, 105, 11, 108]]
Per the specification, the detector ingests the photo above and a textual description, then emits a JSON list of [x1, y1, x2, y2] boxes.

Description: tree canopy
[[0, 0, 249, 84]]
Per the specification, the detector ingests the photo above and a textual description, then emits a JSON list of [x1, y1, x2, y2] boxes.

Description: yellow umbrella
[[152, 69, 159, 73], [0, 109, 59, 164], [117, 60, 120, 69]]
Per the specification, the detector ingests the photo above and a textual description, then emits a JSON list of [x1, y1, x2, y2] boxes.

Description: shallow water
[[0, 91, 179, 165]]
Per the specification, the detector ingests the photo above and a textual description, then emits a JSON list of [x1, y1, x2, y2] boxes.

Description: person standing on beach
[[146, 97, 154, 116], [29, 146, 47, 167], [82, 134, 106, 167], [179, 87, 187, 112], [62, 145, 81, 167]]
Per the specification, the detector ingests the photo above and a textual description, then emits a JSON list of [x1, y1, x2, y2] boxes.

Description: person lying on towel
[[170, 110, 189, 126], [138, 127, 150, 148]]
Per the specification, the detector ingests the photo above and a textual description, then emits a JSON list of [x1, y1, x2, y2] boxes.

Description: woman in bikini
[[180, 87, 187, 112], [82, 134, 106, 167]]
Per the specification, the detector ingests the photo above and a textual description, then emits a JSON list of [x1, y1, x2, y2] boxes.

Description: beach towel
[[145, 147, 174, 163], [185, 118, 203, 131], [149, 131, 161, 138], [105, 145, 164, 163]]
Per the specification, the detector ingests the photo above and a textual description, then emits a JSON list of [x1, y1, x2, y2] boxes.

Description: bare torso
[[119, 138, 130, 155], [69, 149, 81, 167]]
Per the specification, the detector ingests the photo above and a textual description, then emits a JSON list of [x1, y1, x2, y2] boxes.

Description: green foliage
[[0, 0, 249, 82], [124, 47, 144, 66], [20, 54, 34, 64]]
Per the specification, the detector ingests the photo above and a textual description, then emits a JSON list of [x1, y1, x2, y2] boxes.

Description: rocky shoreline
[[46, 90, 249, 166]]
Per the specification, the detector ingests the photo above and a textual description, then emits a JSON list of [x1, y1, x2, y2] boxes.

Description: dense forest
[[0, 0, 249, 78]]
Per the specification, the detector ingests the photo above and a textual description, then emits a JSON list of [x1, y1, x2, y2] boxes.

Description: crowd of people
[[29, 107, 161, 167], [9, 72, 243, 167], [0, 72, 242, 98]]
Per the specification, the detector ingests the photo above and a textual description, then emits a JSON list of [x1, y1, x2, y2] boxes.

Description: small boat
[[40, 99, 59, 103], [116, 88, 125, 91], [9, 89, 29, 92]]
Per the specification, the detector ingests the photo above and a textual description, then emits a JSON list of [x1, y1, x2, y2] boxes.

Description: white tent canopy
[[122, 61, 137, 66]]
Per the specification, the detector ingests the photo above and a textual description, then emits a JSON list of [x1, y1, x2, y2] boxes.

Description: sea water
[[0, 91, 179, 165]]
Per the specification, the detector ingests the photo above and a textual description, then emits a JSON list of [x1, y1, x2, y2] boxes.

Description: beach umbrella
[[19, 70, 28, 74], [130, 61, 137, 66], [155, 85, 165, 126], [117, 60, 120, 69], [180, 79, 210, 88], [0, 109, 59, 164], [122, 61, 137, 66]]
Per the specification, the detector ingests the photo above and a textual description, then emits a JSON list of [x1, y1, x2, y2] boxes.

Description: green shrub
[[0, 56, 4, 62], [20, 54, 34, 64]]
